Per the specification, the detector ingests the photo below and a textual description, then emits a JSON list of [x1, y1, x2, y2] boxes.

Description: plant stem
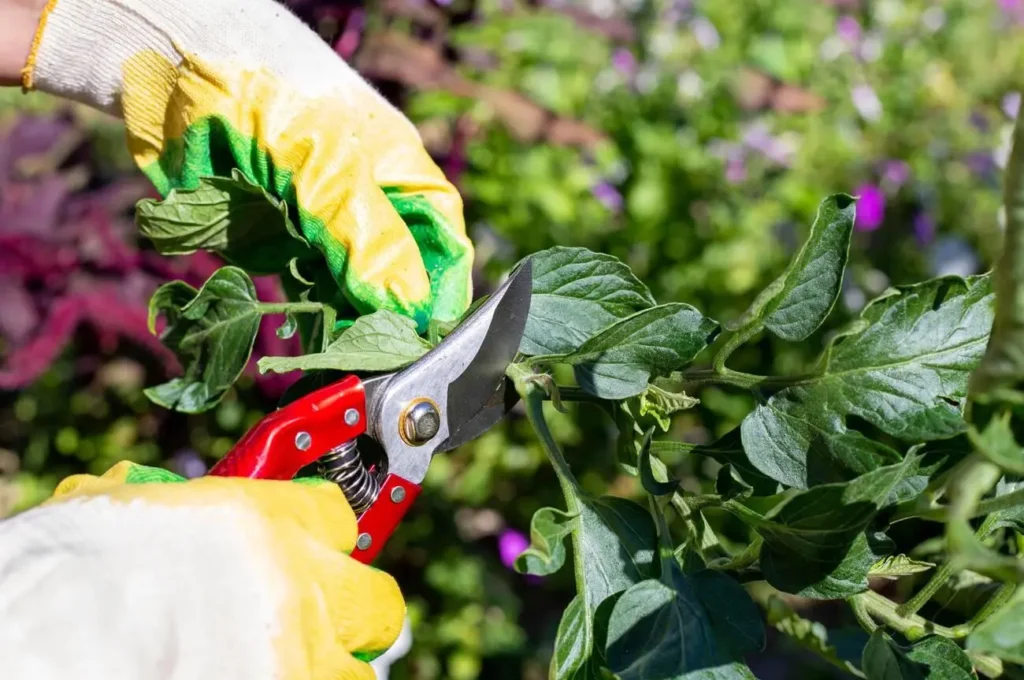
[[650, 440, 699, 456], [507, 364, 581, 494], [894, 487, 1024, 523], [671, 492, 722, 516], [649, 495, 676, 561], [670, 492, 728, 563], [712, 323, 762, 374], [674, 368, 815, 391], [518, 363, 811, 395], [963, 487, 1024, 520], [970, 652, 1008, 679], [853, 590, 969, 641], [855, 591, 1009, 678], [896, 561, 958, 618], [848, 593, 877, 634], [708, 535, 762, 571], [258, 301, 324, 315], [534, 386, 608, 404], [897, 514, 1000, 617], [969, 581, 1017, 629]]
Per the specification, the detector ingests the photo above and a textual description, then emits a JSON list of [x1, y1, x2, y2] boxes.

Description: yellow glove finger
[[26, 0, 477, 328], [46, 462, 405, 679]]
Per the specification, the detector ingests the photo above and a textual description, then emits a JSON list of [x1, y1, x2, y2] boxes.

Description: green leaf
[[968, 411, 1024, 475], [136, 169, 311, 274], [682, 429, 781, 497], [725, 456, 919, 598], [640, 432, 677, 496], [742, 274, 995, 489], [986, 477, 1024, 534], [728, 194, 856, 341], [966, 585, 1024, 664], [557, 495, 659, 678], [551, 595, 618, 680], [519, 246, 657, 356], [552, 596, 589, 679], [868, 555, 936, 580], [276, 312, 298, 340], [575, 496, 658, 610], [764, 594, 866, 678], [689, 569, 766, 657], [640, 384, 699, 431], [863, 631, 975, 680], [258, 310, 432, 374], [605, 560, 758, 680], [716, 465, 754, 500], [145, 267, 263, 414], [287, 257, 316, 287], [545, 304, 719, 399], [514, 507, 579, 576], [614, 387, 696, 476]]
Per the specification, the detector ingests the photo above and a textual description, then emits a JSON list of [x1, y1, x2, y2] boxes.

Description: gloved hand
[[0, 462, 406, 680], [20, 0, 474, 331]]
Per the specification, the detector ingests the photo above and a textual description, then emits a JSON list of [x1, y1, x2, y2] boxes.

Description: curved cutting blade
[[365, 260, 533, 483]]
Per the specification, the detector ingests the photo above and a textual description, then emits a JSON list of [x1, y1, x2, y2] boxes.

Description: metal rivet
[[295, 431, 312, 451], [356, 533, 373, 551], [400, 399, 441, 446], [390, 486, 406, 503], [344, 408, 360, 426]]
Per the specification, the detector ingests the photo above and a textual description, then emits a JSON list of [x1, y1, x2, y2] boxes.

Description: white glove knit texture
[[0, 495, 284, 680], [26, 0, 408, 122]]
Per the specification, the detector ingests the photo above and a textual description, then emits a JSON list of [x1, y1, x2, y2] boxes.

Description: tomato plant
[[133, 78, 1024, 680]]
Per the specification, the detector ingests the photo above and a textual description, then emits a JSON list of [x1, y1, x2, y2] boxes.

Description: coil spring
[[318, 441, 380, 514]]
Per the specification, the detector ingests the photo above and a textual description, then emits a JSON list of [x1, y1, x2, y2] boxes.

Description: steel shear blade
[[207, 260, 533, 563]]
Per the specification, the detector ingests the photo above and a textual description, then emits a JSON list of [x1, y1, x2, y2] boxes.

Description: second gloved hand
[[22, 0, 474, 332], [0, 462, 406, 680]]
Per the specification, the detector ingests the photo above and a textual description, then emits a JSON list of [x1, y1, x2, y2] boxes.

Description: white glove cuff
[[23, 0, 381, 117]]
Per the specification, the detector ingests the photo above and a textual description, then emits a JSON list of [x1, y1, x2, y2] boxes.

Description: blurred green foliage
[[2, 0, 1024, 678]]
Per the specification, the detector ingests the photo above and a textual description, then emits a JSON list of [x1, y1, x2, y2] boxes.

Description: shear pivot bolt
[[356, 533, 372, 551], [295, 431, 312, 451], [402, 400, 440, 446], [344, 408, 360, 426], [390, 486, 406, 503]]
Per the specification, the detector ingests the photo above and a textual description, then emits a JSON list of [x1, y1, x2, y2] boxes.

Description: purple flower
[[854, 184, 886, 232], [1001, 0, 1024, 23], [913, 213, 936, 246], [691, 17, 721, 50], [966, 151, 996, 178], [612, 49, 638, 78], [592, 181, 623, 212], [883, 160, 910, 188], [836, 16, 862, 43], [499, 529, 530, 569], [741, 122, 774, 155], [725, 156, 747, 184]]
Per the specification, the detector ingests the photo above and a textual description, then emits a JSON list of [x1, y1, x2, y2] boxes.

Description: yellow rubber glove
[[0, 462, 405, 680], [21, 0, 474, 331]]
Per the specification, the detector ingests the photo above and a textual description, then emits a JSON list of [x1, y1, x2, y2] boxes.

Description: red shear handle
[[352, 474, 422, 564], [208, 375, 367, 480], [208, 373, 422, 565]]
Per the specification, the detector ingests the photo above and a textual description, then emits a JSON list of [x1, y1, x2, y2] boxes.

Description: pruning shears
[[207, 261, 534, 564]]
